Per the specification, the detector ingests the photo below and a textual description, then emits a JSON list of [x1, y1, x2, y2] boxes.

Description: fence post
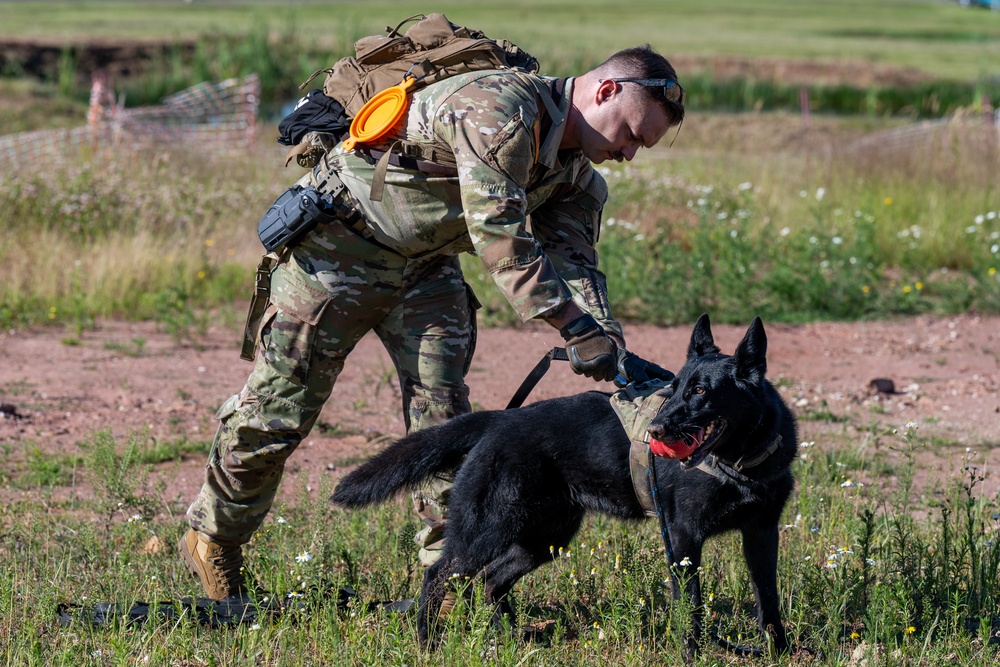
[[984, 94, 998, 151], [87, 70, 107, 149], [799, 86, 811, 128]]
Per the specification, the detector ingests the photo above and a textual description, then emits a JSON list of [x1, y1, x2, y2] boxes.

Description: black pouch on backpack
[[277, 89, 350, 147], [257, 185, 336, 252]]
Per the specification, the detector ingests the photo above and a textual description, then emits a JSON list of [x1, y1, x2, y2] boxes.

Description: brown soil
[[1, 314, 998, 510], [0, 38, 197, 83]]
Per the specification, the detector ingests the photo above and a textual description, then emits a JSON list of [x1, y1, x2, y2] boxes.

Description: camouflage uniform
[[186, 72, 623, 559]]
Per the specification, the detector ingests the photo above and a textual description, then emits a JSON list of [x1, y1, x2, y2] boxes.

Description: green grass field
[[2, 0, 999, 81], [2, 1, 1000, 665], [4, 424, 1000, 665]]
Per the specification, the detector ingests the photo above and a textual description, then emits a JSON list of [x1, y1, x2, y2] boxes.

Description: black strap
[[505, 347, 568, 409], [647, 448, 674, 562]]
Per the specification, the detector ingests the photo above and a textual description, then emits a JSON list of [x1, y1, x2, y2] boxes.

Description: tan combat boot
[[178, 528, 246, 600]]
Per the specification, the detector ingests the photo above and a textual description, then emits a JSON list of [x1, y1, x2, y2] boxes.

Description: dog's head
[[647, 313, 770, 469]]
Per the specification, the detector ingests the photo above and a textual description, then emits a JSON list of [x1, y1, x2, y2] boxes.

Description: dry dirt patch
[[1, 314, 998, 509]]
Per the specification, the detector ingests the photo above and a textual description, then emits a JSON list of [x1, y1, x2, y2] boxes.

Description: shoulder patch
[[484, 111, 536, 186]]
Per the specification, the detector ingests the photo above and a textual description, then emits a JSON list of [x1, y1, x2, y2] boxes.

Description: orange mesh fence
[[0, 72, 260, 167]]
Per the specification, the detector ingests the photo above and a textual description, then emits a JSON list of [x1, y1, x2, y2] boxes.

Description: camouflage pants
[[185, 214, 474, 548]]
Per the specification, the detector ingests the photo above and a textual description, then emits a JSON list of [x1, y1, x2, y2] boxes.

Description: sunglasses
[[603, 77, 685, 106]]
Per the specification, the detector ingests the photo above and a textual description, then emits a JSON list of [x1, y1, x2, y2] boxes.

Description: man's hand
[[616, 349, 674, 386], [559, 314, 619, 382]]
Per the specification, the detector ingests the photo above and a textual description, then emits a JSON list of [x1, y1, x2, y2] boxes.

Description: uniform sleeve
[[528, 162, 625, 341], [432, 76, 572, 322]]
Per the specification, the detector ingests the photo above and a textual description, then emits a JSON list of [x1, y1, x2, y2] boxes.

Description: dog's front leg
[[741, 524, 789, 653], [418, 560, 458, 650], [666, 531, 705, 660]]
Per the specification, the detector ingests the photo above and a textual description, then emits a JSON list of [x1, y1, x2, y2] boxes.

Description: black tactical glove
[[559, 314, 619, 382], [615, 349, 675, 386]]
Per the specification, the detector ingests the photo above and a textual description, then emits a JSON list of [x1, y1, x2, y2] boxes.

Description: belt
[[366, 148, 458, 176], [366, 144, 457, 202], [315, 165, 405, 257]]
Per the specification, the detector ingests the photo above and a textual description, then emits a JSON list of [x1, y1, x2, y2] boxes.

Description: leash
[[508, 351, 679, 568], [646, 448, 675, 563], [505, 349, 678, 564], [505, 347, 569, 409]]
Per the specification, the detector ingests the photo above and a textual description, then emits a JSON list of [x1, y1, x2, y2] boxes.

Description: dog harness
[[609, 379, 673, 517], [609, 380, 784, 514]]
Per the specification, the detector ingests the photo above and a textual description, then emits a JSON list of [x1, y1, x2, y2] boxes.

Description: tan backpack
[[279, 13, 540, 167], [314, 13, 538, 117]]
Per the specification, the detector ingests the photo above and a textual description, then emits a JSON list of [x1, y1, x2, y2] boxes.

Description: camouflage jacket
[[314, 70, 623, 340]]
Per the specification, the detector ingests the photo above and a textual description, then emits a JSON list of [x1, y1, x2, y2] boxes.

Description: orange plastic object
[[649, 437, 698, 460], [341, 77, 416, 151]]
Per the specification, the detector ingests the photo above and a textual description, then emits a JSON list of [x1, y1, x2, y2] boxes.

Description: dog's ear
[[733, 316, 767, 382], [688, 313, 721, 359]]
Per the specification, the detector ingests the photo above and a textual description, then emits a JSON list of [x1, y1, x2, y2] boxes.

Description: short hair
[[594, 44, 685, 126]]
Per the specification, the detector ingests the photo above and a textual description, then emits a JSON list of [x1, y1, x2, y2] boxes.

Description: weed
[[80, 429, 158, 530], [0, 379, 32, 397], [22, 447, 80, 488], [801, 401, 849, 423], [103, 337, 147, 357], [146, 286, 207, 347]]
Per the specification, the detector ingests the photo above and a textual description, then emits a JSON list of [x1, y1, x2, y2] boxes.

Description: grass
[[1, 3, 999, 664], [3, 422, 1000, 665], [0, 79, 88, 133], [1, 108, 996, 331], [1, 2, 998, 120], [1, 0, 998, 83]]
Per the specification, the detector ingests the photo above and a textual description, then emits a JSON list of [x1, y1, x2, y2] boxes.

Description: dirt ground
[[1, 313, 997, 510]]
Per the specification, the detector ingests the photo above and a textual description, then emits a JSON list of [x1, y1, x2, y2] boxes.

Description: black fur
[[332, 314, 798, 656]]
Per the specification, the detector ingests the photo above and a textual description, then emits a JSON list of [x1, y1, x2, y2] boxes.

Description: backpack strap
[[513, 71, 563, 127], [387, 14, 426, 37], [369, 144, 395, 202], [366, 70, 559, 200]]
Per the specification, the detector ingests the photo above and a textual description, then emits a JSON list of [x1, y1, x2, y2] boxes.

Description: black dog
[[332, 314, 798, 656]]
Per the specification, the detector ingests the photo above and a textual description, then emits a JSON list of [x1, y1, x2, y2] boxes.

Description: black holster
[[257, 184, 336, 252]]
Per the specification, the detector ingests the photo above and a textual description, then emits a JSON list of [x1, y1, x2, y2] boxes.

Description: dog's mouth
[[679, 419, 727, 469], [650, 419, 727, 469]]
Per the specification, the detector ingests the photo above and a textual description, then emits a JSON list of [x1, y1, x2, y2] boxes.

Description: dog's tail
[[331, 412, 489, 508]]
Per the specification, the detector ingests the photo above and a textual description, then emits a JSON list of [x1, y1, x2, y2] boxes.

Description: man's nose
[[622, 145, 639, 161]]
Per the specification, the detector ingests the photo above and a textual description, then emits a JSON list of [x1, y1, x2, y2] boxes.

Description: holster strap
[[313, 164, 372, 240], [240, 251, 281, 362]]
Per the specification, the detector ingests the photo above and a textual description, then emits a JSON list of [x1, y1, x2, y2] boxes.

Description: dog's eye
[[693, 386, 705, 395]]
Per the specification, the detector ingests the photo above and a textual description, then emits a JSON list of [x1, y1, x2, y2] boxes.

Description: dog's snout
[[647, 421, 666, 440]]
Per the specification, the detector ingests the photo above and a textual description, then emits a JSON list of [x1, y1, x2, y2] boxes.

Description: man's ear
[[595, 78, 618, 105]]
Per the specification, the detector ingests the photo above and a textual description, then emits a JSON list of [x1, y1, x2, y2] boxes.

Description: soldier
[[179, 44, 684, 600]]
